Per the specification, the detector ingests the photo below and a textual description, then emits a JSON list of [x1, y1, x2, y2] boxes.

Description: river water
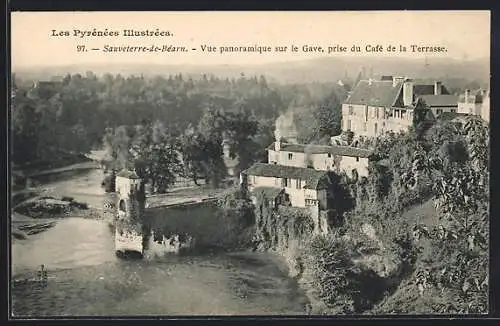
[[11, 217, 309, 317]]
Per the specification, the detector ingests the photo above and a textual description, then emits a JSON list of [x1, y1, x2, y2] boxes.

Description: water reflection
[[11, 218, 308, 316]]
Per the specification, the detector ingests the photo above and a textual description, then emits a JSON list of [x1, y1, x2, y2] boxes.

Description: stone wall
[[146, 200, 249, 250]]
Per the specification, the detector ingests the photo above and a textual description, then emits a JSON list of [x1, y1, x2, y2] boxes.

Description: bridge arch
[[119, 199, 126, 212]]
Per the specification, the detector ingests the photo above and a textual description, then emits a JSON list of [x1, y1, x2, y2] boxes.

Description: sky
[[11, 11, 490, 68]]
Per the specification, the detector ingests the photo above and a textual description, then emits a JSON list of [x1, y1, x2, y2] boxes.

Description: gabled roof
[[116, 169, 140, 179], [413, 84, 450, 96], [344, 80, 403, 107], [420, 95, 458, 107], [267, 142, 373, 158], [242, 163, 331, 190]]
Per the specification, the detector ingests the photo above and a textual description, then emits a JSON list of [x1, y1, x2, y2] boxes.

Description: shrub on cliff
[[301, 233, 388, 314], [216, 187, 255, 248]]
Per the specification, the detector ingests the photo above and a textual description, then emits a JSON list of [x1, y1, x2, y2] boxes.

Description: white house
[[241, 163, 332, 210], [267, 138, 372, 178], [341, 76, 455, 137]]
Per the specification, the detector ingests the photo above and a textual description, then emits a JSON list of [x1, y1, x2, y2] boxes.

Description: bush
[[216, 187, 255, 248], [101, 172, 116, 193], [301, 234, 388, 314]]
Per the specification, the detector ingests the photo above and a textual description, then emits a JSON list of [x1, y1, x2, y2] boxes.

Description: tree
[[223, 109, 260, 176], [313, 90, 342, 138], [196, 107, 227, 187], [400, 117, 489, 313]]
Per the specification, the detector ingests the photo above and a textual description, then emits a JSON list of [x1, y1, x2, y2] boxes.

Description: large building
[[267, 138, 372, 178], [241, 163, 332, 210], [342, 76, 454, 137]]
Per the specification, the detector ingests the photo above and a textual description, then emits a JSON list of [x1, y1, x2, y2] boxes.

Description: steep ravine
[[250, 197, 408, 314]]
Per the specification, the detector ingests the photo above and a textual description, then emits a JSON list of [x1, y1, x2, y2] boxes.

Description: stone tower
[[114, 169, 146, 256]]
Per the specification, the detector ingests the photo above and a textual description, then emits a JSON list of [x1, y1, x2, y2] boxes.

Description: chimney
[[464, 89, 470, 103], [434, 81, 442, 95], [393, 76, 405, 87], [403, 78, 414, 107]]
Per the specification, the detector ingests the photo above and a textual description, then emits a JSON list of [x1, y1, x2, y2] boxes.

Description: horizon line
[[11, 55, 490, 71]]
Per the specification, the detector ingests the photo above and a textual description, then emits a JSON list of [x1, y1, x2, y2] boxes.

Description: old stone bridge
[[105, 169, 221, 257]]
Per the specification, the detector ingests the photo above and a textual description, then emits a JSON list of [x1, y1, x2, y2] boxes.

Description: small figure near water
[[36, 264, 48, 282]]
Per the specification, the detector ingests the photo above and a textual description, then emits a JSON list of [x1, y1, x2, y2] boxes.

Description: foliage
[[101, 170, 116, 193], [316, 116, 490, 314], [302, 233, 388, 314], [223, 109, 261, 176], [216, 187, 256, 248], [273, 84, 346, 144], [11, 73, 285, 168], [356, 116, 489, 314]]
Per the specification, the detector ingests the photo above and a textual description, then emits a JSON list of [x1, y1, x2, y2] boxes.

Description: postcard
[[10, 10, 490, 317]]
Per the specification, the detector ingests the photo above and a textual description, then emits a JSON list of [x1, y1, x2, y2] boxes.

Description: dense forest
[[11, 72, 346, 189]]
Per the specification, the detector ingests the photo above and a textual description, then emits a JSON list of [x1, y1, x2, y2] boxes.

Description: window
[[374, 123, 378, 134], [327, 153, 332, 158], [436, 109, 443, 115], [288, 153, 293, 160], [348, 105, 354, 115], [295, 179, 301, 189], [347, 120, 352, 130], [375, 107, 379, 119], [451, 109, 457, 113], [356, 157, 360, 162], [363, 123, 367, 131], [306, 199, 319, 206], [282, 178, 287, 187]]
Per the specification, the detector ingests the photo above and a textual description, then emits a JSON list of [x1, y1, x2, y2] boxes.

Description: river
[[11, 170, 309, 317]]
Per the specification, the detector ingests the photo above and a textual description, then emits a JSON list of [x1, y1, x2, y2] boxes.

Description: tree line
[[11, 72, 345, 189]]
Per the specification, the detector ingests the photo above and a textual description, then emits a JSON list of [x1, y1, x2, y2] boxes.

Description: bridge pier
[[113, 169, 148, 257]]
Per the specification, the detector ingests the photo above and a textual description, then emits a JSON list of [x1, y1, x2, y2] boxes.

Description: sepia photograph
[[9, 10, 490, 317]]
